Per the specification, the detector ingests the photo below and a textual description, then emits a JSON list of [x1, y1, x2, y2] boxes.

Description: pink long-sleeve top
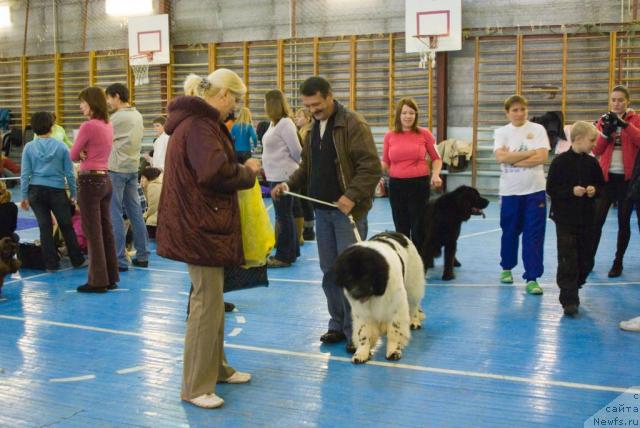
[[382, 127, 441, 179], [70, 119, 113, 171]]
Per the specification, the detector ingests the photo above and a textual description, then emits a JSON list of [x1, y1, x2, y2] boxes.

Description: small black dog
[[0, 237, 21, 294], [417, 186, 489, 281]]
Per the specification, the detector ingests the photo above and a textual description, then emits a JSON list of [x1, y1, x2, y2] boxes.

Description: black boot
[[608, 259, 623, 278]]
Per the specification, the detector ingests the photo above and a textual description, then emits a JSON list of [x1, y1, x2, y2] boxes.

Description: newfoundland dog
[[334, 232, 425, 364], [417, 185, 489, 281], [0, 237, 20, 294]]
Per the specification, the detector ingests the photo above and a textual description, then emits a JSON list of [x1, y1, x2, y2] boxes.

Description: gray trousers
[[315, 209, 368, 340]]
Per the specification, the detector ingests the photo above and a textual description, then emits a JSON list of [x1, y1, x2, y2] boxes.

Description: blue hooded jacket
[[20, 137, 77, 200]]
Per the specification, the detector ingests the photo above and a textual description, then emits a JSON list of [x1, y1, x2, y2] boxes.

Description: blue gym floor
[[1, 192, 639, 428]]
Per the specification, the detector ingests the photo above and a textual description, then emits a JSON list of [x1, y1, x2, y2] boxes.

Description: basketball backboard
[[405, 0, 462, 54], [128, 14, 170, 66]]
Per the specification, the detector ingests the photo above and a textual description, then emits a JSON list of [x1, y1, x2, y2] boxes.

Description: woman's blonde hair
[[295, 108, 312, 122], [183, 68, 246, 99], [265, 89, 292, 124], [570, 121, 599, 142], [236, 107, 253, 125]]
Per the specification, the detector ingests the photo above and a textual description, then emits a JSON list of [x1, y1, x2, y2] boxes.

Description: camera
[[600, 111, 620, 137]]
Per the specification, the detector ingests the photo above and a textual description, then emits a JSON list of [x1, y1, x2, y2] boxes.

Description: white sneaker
[[222, 371, 251, 384], [620, 316, 640, 332], [186, 393, 224, 409]]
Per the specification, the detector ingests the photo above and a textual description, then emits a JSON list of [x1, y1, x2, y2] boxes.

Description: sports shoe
[[185, 393, 224, 409], [77, 284, 108, 293], [220, 371, 251, 384], [525, 280, 543, 295], [500, 270, 514, 284], [619, 316, 640, 332], [303, 227, 315, 241]]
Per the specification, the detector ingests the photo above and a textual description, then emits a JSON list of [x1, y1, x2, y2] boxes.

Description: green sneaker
[[500, 270, 514, 284], [526, 280, 543, 295]]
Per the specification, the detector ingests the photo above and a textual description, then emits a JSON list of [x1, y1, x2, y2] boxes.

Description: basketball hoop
[[130, 53, 153, 86], [414, 35, 438, 69]]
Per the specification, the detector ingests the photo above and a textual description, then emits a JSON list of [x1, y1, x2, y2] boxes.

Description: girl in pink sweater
[[382, 98, 443, 248], [69, 87, 119, 292]]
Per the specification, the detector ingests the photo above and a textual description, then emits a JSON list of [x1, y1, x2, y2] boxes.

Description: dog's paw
[[442, 271, 455, 281], [352, 352, 370, 364], [418, 308, 426, 320], [385, 351, 402, 361], [410, 322, 422, 330]]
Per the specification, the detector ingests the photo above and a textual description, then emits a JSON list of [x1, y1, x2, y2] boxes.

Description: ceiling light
[[105, 0, 153, 17]]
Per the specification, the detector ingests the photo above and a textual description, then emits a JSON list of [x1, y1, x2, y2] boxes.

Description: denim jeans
[[315, 208, 368, 340], [109, 171, 150, 268], [269, 181, 299, 263], [28, 184, 84, 269]]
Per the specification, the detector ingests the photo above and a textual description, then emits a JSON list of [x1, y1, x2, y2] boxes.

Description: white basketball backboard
[[128, 14, 170, 65], [405, 0, 462, 54]]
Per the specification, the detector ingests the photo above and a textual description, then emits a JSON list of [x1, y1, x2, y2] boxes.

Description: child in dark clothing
[[0, 180, 18, 241], [546, 121, 605, 316]]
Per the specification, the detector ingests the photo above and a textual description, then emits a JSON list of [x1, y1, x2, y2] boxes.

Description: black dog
[[417, 186, 489, 281], [0, 237, 21, 294]]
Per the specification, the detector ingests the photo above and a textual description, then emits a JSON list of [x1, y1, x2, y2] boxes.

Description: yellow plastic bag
[[237, 179, 275, 267]]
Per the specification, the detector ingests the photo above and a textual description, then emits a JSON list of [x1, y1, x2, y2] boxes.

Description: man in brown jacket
[[272, 76, 381, 352]]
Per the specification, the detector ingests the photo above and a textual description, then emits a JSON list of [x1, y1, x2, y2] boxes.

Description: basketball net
[[130, 53, 153, 86], [416, 36, 438, 69]]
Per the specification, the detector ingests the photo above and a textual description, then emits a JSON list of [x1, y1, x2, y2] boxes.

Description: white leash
[[283, 190, 362, 242]]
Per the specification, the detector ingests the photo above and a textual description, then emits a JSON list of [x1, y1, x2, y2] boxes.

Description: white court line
[[270, 278, 322, 285], [228, 327, 243, 337], [235, 315, 246, 324], [458, 228, 502, 239], [148, 297, 182, 303], [178, 291, 190, 296], [0, 298, 7, 302], [0, 315, 637, 395], [3, 269, 71, 286], [266, 204, 273, 211], [141, 288, 165, 293], [116, 366, 146, 375], [427, 281, 640, 288], [49, 374, 96, 383]]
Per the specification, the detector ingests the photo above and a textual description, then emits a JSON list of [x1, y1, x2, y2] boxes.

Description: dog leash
[[283, 190, 362, 243]]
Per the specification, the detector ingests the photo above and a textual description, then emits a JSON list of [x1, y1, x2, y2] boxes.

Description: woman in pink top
[[70, 87, 119, 293], [382, 98, 443, 248]]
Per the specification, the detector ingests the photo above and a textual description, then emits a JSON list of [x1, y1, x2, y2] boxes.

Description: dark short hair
[[31, 112, 54, 136], [105, 83, 130, 103], [79, 86, 109, 122], [300, 76, 332, 98], [140, 166, 162, 182], [152, 116, 166, 125], [504, 95, 528, 111], [612, 85, 630, 101]]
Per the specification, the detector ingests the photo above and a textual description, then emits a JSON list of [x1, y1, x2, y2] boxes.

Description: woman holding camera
[[593, 85, 640, 277]]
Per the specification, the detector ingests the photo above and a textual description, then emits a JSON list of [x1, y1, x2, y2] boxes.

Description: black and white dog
[[334, 232, 425, 364]]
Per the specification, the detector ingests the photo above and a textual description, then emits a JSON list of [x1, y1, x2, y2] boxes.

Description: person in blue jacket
[[20, 112, 86, 271], [230, 107, 258, 164]]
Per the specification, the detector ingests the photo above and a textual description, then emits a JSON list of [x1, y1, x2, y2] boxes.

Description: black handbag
[[17, 242, 46, 270]]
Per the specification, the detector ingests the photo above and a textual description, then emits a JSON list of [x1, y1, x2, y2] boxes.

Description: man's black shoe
[[132, 259, 149, 268], [320, 330, 346, 343]]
